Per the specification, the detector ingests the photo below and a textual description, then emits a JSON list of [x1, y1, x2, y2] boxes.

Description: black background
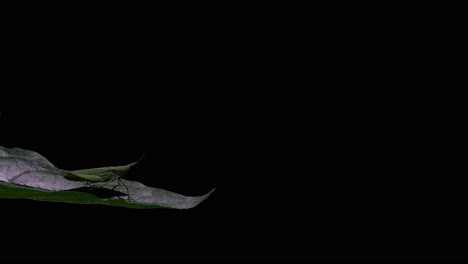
[[1, 5, 467, 261]]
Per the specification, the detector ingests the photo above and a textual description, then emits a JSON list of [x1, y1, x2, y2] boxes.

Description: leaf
[[0, 146, 214, 209], [0, 181, 164, 209]]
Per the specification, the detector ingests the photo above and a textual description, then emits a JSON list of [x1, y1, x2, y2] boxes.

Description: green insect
[[63, 153, 148, 201]]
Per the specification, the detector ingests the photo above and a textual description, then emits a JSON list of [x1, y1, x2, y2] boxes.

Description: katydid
[[63, 153, 148, 201]]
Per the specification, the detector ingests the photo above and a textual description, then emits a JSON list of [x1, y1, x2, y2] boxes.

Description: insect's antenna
[[134, 152, 150, 165], [124, 152, 150, 179]]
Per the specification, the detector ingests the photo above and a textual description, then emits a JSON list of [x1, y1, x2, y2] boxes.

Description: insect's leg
[[95, 179, 131, 200], [110, 179, 121, 191], [118, 178, 132, 201], [98, 179, 114, 189]]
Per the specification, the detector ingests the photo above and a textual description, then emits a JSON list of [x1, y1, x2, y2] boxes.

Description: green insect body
[[64, 162, 137, 182], [64, 158, 144, 201]]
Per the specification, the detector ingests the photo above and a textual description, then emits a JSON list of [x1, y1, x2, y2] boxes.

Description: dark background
[[1, 5, 466, 261]]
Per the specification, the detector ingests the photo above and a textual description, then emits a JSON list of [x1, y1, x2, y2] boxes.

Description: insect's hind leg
[[117, 178, 133, 201], [99, 179, 114, 189], [94, 178, 133, 201]]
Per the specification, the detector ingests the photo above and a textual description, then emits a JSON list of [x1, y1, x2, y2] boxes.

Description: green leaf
[[0, 181, 164, 209]]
